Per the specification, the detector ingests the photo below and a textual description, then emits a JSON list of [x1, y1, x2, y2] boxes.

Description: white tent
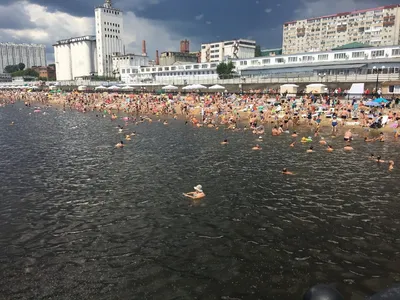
[[121, 85, 133, 90], [108, 85, 120, 90], [192, 84, 207, 89], [347, 83, 364, 99], [208, 84, 225, 90], [280, 84, 299, 94], [306, 83, 327, 93], [29, 86, 38, 89], [95, 85, 107, 90], [162, 85, 178, 90], [182, 85, 194, 90]]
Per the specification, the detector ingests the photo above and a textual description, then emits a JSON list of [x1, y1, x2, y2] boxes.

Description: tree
[[18, 63, 25, 71], [255, 45, 262, 57], [216, 61, 235, 79], [23, 68, 39, 77], [4, 65, 19, 73]]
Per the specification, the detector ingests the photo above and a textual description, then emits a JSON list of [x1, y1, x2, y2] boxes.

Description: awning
[[312, 64, 366, 70]]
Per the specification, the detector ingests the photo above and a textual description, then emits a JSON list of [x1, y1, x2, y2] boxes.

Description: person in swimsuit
[[332, 117, 338, 134], [184, 185, 205, 199]]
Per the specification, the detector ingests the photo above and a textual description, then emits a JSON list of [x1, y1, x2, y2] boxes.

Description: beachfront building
[[117, 44, 400, 84], [53, 36, 97, 81], [200, 39, 256, 63], [158, 51, 198, 66], [283, 4, 400, 54], [112, 54, 149, 82], [95, 0, 124, 77], [0, 43, 46, 73]]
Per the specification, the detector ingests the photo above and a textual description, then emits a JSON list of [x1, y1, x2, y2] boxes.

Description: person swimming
[[376, 156, 385, 163], [319, 137, 327, 145], [252, 144, 262, 150], [183, 185, 205, 199], [221, 139, 228, 145], [282, 168, 293, 175], [307, 146, 314, 153], [344, 144, 353, 151], [115, 141, 124, 148], [389, 160, 394, 171], [327, 145, 333, 152]]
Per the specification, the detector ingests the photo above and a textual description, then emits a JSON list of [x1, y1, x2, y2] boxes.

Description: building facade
[[112, 54, 149, 81], [95, 0, 124, 77], [32, 65, 56, 79], [0, 43, 46, 73], [283, 4, 400, 54], [116, 45, 400, 84], [53, 36, 97, 81], [159, 51, 198, 66], [200, 39, 256, 63]]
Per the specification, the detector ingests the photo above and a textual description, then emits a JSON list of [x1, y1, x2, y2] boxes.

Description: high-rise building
[[95, 0, 124, 77], [0, 43, 46, 73], [282, 4, 400, 54], [200, 39, 256, 63]]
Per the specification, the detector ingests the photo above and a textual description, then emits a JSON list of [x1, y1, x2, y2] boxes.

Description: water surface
[[1, 103, 400, 299]]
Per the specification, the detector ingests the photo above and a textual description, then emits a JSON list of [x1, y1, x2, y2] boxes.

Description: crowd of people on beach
[[1, 89, 398, 198]]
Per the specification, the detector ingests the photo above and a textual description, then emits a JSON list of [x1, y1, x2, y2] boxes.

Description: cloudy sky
[[0, 0, 396, 63]]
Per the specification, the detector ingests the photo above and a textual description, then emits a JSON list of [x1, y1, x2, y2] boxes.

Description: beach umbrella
[[192, 84, 207, 89], [162, 85, 178, 90], [95, 85, 107, 90], [208, 84, 225, 90], [108, 85, 120, 90], [182, 85, 194, 90], [365, 101, 382, 107], [121, 85, 133, 90]]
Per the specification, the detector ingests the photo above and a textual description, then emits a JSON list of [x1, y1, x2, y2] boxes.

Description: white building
[[95, 0, 124, 77], [118, 44, 400, 84], [283, 4, 400, 54], [0, 43, 46, 72], [53, 36, 97, 81], [112, 54, 149, 82], [200, 39, 256, 63]]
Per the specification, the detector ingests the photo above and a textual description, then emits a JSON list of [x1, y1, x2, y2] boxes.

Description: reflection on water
[[1, 103, 400, 299]]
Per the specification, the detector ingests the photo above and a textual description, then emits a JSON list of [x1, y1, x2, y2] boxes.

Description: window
[[165, 67, 169, 70], [371, 50, 384, 57], [352, 51, 365, 58], [121, 69, 125, 73], [302, 56, 313, 61], [288, 56, 298, 62], [251, 60, 258, 65], [193, 65, 199, 69], [202, 64, 208, 68], [334, 53, 347, 59], [262, 59, 270, 64], [318, 54, 328, 60], [392, 49, 400, 56], [152, 68, 156, 71], [171, 66, 176, 70], [210, 63, 217, 67], [185, 65, 191, 69], [145, 68, 150, 72]]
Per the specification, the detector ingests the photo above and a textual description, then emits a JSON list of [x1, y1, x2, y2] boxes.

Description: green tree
[[216, 61, 235, 79], [255, 45, 262, 57], [18, 62, 25, 71], [4, 65, 19, 73], [23, 68, 39, 77]]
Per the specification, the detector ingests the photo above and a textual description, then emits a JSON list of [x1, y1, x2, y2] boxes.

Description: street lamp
[[373, 66, 385, 95], [318, 72, 326, 82]]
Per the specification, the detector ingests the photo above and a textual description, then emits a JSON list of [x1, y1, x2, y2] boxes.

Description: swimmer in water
[[183, 185, 205, 199], [115, 141, 124, 148], [290, 141, 295, 147], [327, 145, 333, 152], [257, 136, 263, 141], [221, 139, 228, 145], [252, 144, 262, 150], [125, 135, 131, 141], [376, 156, 385, 163], [319, 137, 327, 145], [369, 154, 375, 160], [282, 168, 293, 175], [291, 131, 298, 137], [364, 137, 374, 142], [163, 120, 168, 125], [306, 146, 314, 153], [344, 144, 353, 151], [389, 160, 394, 171], [377, 132, 385, 142]]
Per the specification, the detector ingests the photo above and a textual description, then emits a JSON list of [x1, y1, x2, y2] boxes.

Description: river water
[[1, 103, 400, 299]]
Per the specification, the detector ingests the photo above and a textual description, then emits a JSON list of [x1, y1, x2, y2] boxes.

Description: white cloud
[[195, 14, 204, 20], [0, 0, 200, 63], [265, 8, 272, 13], [206, 21, 212, 25]]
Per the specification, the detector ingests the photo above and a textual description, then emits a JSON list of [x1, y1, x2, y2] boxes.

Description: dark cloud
[[0, 2, 35, 29]]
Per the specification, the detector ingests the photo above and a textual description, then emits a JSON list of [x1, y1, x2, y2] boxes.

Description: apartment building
[[0, 43, 46, 73], [283, 4, 400, 54], [200, 39, 256, 63]]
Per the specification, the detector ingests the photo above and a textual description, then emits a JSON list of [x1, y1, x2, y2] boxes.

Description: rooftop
[[332, 42, 373, 50], [53, 35, 96, 46]]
